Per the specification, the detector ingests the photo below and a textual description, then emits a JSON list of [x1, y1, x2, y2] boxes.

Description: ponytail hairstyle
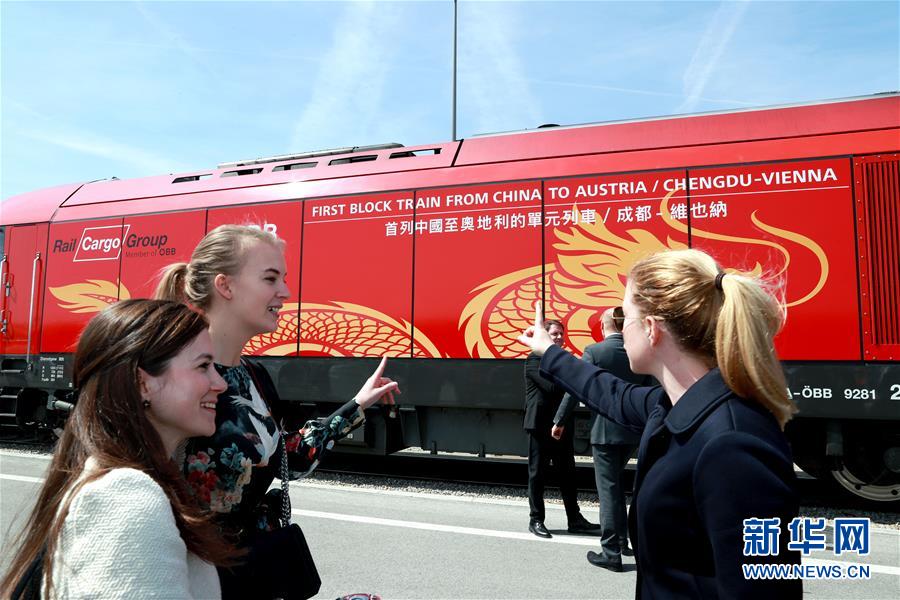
[[628, 249, 796, 428], [155, 224, 284, 310], [1, 300, 238, 599]]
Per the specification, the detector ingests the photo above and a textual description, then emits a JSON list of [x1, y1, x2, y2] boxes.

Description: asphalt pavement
[[1, 450, 898, 599]]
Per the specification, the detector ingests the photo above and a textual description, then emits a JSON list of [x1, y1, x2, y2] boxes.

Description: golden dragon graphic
[[295, 302, 442, 358], [460, 191, 829, 357], [48, 279, 130, 313], [47, 288, 443, 357]]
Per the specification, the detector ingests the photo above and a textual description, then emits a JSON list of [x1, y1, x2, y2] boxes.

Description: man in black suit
[[525, 319, 599, 539], [553, 307, 651, 571]]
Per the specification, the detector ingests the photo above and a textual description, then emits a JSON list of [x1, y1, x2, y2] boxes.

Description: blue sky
[[2, 0, 898, 201]]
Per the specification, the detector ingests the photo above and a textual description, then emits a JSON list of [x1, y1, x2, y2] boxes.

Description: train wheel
[[830, 427, 900, 505], [832, 466, 900, 504]]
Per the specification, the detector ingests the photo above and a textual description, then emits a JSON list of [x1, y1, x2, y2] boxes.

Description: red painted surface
[[687, 158, 859, 360], [41, 218, 123, 352], [414, 180, 543, 359], [1, 182, 83, 226], [542, 169, 691, 355], [854, 153, 900, 361], [0, 224, 49, 355], [120, 210, 207, 299], [302, 191, 415, 357]]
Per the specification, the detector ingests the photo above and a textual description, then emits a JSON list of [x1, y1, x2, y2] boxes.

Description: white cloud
[[678, 0, 751, 113], [132, 1, 222, 85], [519, 77, 755, 107], [459, 2, 542, 135], [2, 99, 47, 122], [20, 128, 180, 176], [290, 1, 402, 151]]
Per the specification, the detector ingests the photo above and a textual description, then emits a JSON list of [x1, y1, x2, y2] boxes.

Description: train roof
[[2, 92, 898, 227], [470, 92, 900, 138]]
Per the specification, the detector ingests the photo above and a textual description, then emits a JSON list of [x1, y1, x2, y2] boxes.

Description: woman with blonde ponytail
[[156, 224, 399, 600], [519, 248, 801, 599]]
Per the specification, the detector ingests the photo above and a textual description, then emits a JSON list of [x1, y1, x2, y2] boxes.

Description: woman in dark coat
[[519, 249, 801, 599]]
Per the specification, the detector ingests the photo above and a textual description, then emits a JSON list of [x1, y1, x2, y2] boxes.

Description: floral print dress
[[182, 362, 363, 539]]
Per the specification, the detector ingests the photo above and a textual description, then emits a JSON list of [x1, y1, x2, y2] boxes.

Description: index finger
[[533, 301, 543, 330], [373, 356, 388, 379]]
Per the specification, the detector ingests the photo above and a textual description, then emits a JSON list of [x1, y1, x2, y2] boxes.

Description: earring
[[142, 399, 151, 409]]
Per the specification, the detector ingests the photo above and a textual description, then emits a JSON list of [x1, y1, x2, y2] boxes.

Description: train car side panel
[[0, 224, 49, 356], [413, 180, 543, 359], [120, 211, 208, 299], [687, 158, 860, 360], [301, 191, 417, 358], [854, 153, 900, 361], [40, 219, 123, 353], [542, 169, 691, 353]]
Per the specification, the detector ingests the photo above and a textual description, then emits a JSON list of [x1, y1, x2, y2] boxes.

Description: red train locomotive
[[2, 94, 898, 504]]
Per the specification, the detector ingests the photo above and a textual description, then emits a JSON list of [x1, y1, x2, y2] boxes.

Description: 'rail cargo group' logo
[[74, 225, 131, 262]]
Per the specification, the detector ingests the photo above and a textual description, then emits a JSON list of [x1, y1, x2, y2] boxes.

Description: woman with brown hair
[[518, 248, 801, 599], [155, 224, 398, 599], [2, 300, 234, 599]]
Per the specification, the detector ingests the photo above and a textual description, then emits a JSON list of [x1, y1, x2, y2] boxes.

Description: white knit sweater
[[47, 461, 221, 599]]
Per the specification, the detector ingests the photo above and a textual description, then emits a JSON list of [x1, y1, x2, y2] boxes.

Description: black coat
[[554, 334, 646, 445], [523, 351, 566, 430], [540, 344, 801, 599]]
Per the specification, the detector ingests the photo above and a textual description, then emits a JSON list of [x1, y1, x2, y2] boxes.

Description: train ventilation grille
[[855, 154, 899, 360]]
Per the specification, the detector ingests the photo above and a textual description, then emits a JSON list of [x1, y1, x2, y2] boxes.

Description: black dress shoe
[[567, 514, 602, 533], [528, 520, 552, 538], [586, 551, 623, 572], [621, 545, 634, 557]]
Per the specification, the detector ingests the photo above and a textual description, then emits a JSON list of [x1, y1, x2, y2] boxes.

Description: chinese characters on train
[[300, 164, 840, 238]]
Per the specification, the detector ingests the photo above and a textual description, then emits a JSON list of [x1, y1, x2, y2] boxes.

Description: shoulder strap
[[278, 435, 292, 528], [242, 358, 293, 527]]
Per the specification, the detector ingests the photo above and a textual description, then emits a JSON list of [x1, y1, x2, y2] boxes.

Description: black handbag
[[247, 522, 321, 600], [241, 361, 322, 600], [243, 438, 321, 600]]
